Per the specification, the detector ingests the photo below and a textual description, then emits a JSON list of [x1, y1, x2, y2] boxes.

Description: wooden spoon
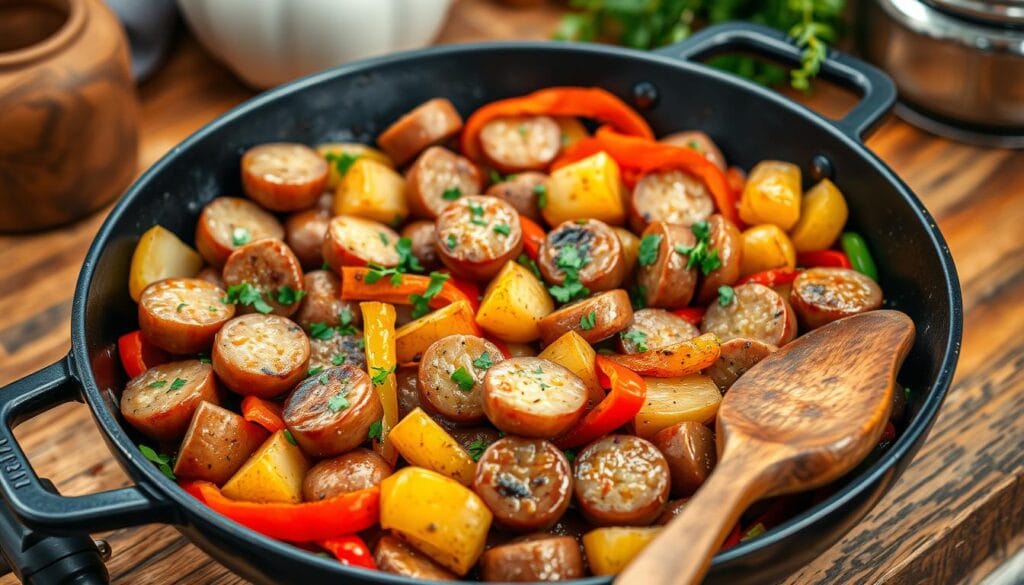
[[616, 310, 915, 585]]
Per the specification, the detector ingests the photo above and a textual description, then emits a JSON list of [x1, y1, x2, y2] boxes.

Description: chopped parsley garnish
[[325, 151, 360, 176], [467, 438, 489, 462], [621, 330, 649, 352], [371, 365, 396, 385], [328, 390, 350, 413], [364, 263, 403, 286], [446, 234, 458, 250], [548, 244, 590, 303], [337, 307, 358, 335], [472, 351, 494, 371], [319, 373, 330, 385], [489, 170, 504, 184], [741, 523, 766, 542], [169, 378, 187, 391], [276, 285, 305, 305], [321, 261, 331, 271], [562, 448, 577, 463], [198, 355, 212, 365], [534, 183, 548, 209], [518, 124, 530, 137], [686, 139, 703, 152], [308, 365, 324, 377], [468, 200, 488, 226], [442, 187, 462, 201], [396, 237, 424, 273], [410, 271, 449, 319], [378, 232, 390, 245], [208, 306, 218, 313], [579, 311, 597, 330], [674, 220, 722, 275], [451, 367, 476, 392], [517, 253, 542, 279], [718, 285, 735, 307], [138, 444, 175, 480], [148, 380, 167, 389], [223, 283, 273, 314], [493, 223, 511, 236], [367, 420, 383, 440], [638, 233, 663, 267], [331, 353, 347, 366], [176, 302, 187, 312], [231, 226, 251, 246], [309, 322, 336, 340], [284, 430, 298, 445], [629, 284, 647, 310]]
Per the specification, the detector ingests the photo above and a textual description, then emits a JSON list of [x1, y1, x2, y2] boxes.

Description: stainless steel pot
[[860, 0, 1024, 146]]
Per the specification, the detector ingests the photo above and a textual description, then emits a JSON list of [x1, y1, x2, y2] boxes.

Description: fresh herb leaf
[[468, 200, 488, 226], [176, 302, 187, 312], [198, 355, 212, 365], [308, 365, 324, 377], [284, 430, 297, 445], [138, 444, 175, 480], [367, 420, 383, 440], [148, 380, 167, 389], [673, 220, 722, 275], [493, 223, 511, 236], [442, 187, 462, 201], [378, 231, 390, 245], [309, 322, 335, 340], [319, 373, 329, 385], [741, 523, 767, 542], [691, 220, 711, 242], [328, 390, 350, 413], [467, 438, 489, 462], [410, 271, 450, 319], [686, 139, 703, 152], [718, 285, 735, 306], [331, 353, 347, 366], [371, 365, 396, 385], [638, 233, 662, 267], [489, 170, 504, 184], [534, 183, 548, 209], [223, 283, 273, 314], [450, 367, 476, 392], [337, 307, 358, 336], [396, 237, 424, 273], [629, 283, 647, 310], [548, 244, 590, 303], [446, 234, 458, 250], [325, 151, 360, 176], [231, 226, 251, 246], [621, 330, 649, 352], [321, 261, 331, 271], [365, 263, 403, 286], [276, 285, 305, 305], [579, 311, 597, 330], [562, 448, 576, 463], [518, 253, 542, 279], [169, 378, 187, 391], [473, 352, 494, 370]]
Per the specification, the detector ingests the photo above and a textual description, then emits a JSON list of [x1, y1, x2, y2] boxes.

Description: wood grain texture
[[0, 0, 1021, 583]]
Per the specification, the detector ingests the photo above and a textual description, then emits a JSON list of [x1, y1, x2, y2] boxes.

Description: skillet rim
[[70, 39, 963, 583]]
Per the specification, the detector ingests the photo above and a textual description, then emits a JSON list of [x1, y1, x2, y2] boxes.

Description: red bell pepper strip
[[318, 535, 377, 570], [181, 480, 379, 542], [721, 523, 743, 550], [484, 335, 512, 359], [797, 250, 851, 269], [461, 87, 654, 162], [241, 396, 286, 433], [441, 272, 481, 312], [552, 128, 739, 225], [725, 166, 746, 199], [554, 356, 647, 449], [879, 421, 896, 445], [340, 268, 474, 311], [117, 330, 169, 378], [672, 307, 706, 326], [735, 268, 801, 287], [520, 217, 546, 260]]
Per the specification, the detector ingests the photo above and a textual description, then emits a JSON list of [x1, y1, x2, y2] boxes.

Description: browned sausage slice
[[302, 448, 393, 500], [472, 437, 573, 532], [195, 197, 285, 267], [241, 143, 328, 212], [704, 337, 776, 392], [377, 98, 463, 165], [293, 270, 361, 333], [482, 357, 587, 438], [617, 308, 698, 354], [401, 220, 440, 271], [396, 366, 421, 419], [790, 267, 884, 330], [695, 214, 743, 304], [375, 535, 457, 581], [538, 219, 625, 293], [138, 278, 234, 354], [282, 365, 383, 457], [479, 115, 562, 173], [479, 535, 584, 582], [222, 239, 305, 317], [485, 172, 547, 222], [173, 401, 268, 484], [284, 206, 330, 269], [212, 314, 310, 398], [309, 333, 367, 371], [435, 195, 523, 280], [447, 426, 501, 456], [574, 434, 670, 526], [701, 283, 797, 346], [195, 266, 225, 289], [322, 215, 401, 270], [406, 146, 483, 219], [660, 130, 727, 171], [637, 221, 699, 309], [652, 421, 717, 497], [630, 170, 714, 233], [120, 360, 220, 441], [417, 334, 505, 424], [537, 289, 633, 346]]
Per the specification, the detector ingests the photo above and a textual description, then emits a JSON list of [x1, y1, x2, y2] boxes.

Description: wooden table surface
[[1, 1, 1021, 583]]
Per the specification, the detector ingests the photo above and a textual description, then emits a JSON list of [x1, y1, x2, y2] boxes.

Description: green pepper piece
[[841, 232, 878, 281]]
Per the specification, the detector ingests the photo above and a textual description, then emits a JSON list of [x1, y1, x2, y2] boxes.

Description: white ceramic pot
[[177, 0, 454, 88]]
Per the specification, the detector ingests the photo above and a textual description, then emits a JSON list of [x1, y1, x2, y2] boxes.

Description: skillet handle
[[0, 359, 175, 533], [656, 22, 897, 140]]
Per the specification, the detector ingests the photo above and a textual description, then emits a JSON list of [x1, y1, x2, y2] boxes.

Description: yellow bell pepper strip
[[606, 333, 721, 378], [555, 356, 646, 449], [395, 300, 481, 363], [361, 302, 399, 465], [181, 480, 379, 541], [389, 407, 477, 485], [840, 232, 879, 281]]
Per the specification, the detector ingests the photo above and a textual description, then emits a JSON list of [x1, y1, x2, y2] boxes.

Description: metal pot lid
[[923, 0, 1024, 26]]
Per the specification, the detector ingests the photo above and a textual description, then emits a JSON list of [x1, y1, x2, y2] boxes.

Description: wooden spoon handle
[[615, 452, 769, 585]]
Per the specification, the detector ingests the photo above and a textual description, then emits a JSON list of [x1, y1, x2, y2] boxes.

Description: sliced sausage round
[[448, 426, 501, 455], [309, 333, 366, 371], [659, 130, 727, 171], [294, 270, 361, 332], [485, 172, 546, 222], [704, 337, 776, 393], [212, 314, 310, 398], [790, 267, 884, 330], [406, 146, 483, 218], [173, 401, 267, 484], [652, 421, 717, 497], [283, 365, 383, 458], [222, 239, 305, 317], [322, 215, 401, 270], [284, 206, 331, 269], [630, 170, 714, 233], [302, 448, 393, 500], [574, 434, 670, 526], [701, 283, 797, 346], [435, 195, 522, 280], [479, 115, 562, 173], [695, 215, 743, 305], [482, 357, 587, 438], [241, 142, 328, 212], [195, 197, 284, 267], [401, 220, 440, 271], [377, 98, 463, 165], [396, 366, 421, 419], [472, 437, 573, 532], [617, 308, 699, 354], [138, 278, 234, 354], [538, 219, 625, 293], [418, 334, 505, 424], [374, 534, 457, 581], [479, 536, 584, 582], [195, 266, 225, 289], [537, 289, 633, 346], [120, 360, 220, 441], [637, 221, 699, 309]]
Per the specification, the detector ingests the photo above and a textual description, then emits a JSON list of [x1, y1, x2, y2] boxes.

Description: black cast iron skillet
[[0, 23, 962, 585]]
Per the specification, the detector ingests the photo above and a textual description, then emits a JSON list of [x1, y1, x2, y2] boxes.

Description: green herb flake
[[176, 302, 187, 312], [396, 237, 424, 273], [231, 226, 251, 247], [223, 283, 273, 314], [562, 448, 576, 463], [276, 285, 306, 305], [674, 220, 722, 275], [364, 263, 403, 287], [621, 330, 649, 352], [489, 170, 504, 185], [371, 365, 396, 386], [534, 183, 548, 209], [579, 311, 597, 330], [325, 151, 360, 176], [517, 124, 530, 138], [467, 438, 489, 462], [331, 353, 347, 366], [742, 523, 767, 542], [367, 420, 383, 440], [138, 444, 176, 480], [148, 380, 167, 389], [517, 253, 542, 279], [169, 378, 187, 391], [284, 430, 297, 445], [493, 223, 512, 236], [309, 322, 335, 340], [442, 187, 462, 201], [548, 244, 590, 304], [446, 234, 458, 250], [472, 352, 494, 371], [450, 367, 476, 392], [337, 307, 358, 336], [322, 261, 331, 271], [410, 271, 450, 319], [718, 285, 735, 307], [328, 390, 350, 413], [638, 234, 663, 267], [308, 365, 324, 377], [378, 232, 390, 245], [198, 355, 212, 365], [629, 284, 647, 310]]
